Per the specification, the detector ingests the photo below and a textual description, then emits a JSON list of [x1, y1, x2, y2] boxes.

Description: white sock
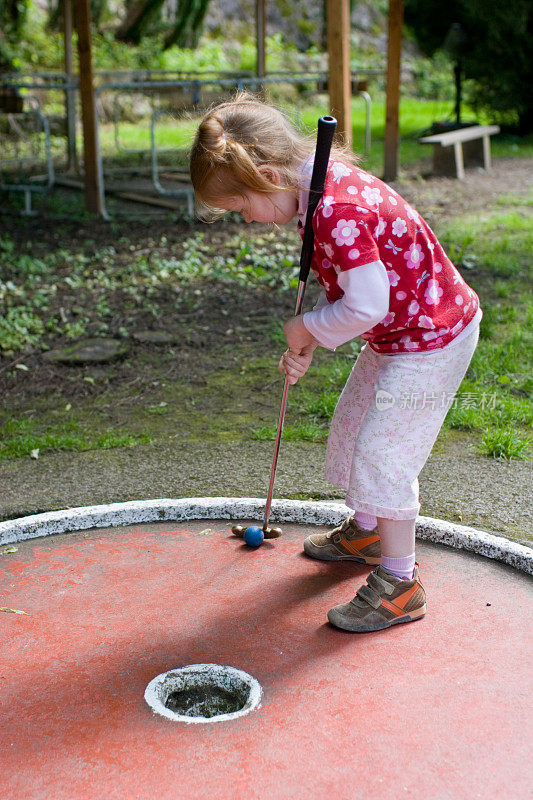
[[381, 554, 416, 580], [354, 511, 377, 531]]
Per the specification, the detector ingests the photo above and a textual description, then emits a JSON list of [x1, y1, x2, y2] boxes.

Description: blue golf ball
[[244, 526, 264, 547]]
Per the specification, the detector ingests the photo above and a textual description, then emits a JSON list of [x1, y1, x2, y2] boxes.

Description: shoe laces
[[326, 515, 353, 542]]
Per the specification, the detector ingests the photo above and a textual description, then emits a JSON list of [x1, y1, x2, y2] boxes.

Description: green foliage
[[298, 390, 339, 419], [282, 422, 326, 441], [238, 32, 305, 73], [9, 2, 166, 72], [0, 228, 301, 356], [409, 52, 456, 102], [0, 308, 43, 353], [0, 0, 29, 69], [148, 232, 301, 290], [11, 7, 315, 78], [311, 356, 355, 390], [116, 0, 166, 45], [216, 234, 300, 291], [404, 0, 533, 131], [267, 322, 287, 347], [478, 429, 531, 461], [161, 38, 231, 72], [10, 0, 325, 81], [250, 426, 275, 441], [12, 3, 64, 70], [93, 29, 165, 70], [445, 234, 477, 271]]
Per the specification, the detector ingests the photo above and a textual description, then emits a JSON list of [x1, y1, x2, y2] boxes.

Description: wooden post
[[327, 0, 352, 148], [74, 0, 102, 214], [383, 0, 403, 182], [63, 0, 77, 172], [256, 0, 266, 78]]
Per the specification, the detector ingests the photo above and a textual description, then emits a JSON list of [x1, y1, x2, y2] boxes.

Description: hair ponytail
[[189, 92, 357, 220]]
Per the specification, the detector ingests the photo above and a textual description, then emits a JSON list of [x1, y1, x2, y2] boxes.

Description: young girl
[[189, 94, 481, 633]]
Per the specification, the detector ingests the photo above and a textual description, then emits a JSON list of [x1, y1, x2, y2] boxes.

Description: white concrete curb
[[0, 497, 531, 575]]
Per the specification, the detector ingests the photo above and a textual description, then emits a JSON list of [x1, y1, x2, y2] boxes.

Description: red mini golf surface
[[1, 520, 531, 800]]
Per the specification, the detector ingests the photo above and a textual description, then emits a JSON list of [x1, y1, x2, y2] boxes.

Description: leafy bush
[[404, 0, 533, 132], [409, 52, 456, 101], [161, 39, 231, 72], [0, 308, 44, 354]]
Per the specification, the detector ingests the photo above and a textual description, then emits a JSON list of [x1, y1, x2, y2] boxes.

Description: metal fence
[[0, 69, 381, 217]]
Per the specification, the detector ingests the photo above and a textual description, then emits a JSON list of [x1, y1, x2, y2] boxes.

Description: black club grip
[[299, 115, 337, 283]]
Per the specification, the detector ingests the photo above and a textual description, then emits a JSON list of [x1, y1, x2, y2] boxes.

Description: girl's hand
[[283, 315, 317, 353], [279, 317, 318, 384], [278, 344, 316, 385]]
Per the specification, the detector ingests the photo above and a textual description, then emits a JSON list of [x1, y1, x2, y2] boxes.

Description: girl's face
[[220, 187, 299, 225], [208, 164, 299, 225]]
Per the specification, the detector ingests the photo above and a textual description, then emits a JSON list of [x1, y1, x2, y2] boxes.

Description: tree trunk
[[115, 0, 166, 44], [48, 0, 107, 32], [163, 0, 211, 49]]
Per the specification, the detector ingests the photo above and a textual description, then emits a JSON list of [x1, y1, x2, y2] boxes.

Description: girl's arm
[[279, 261, 389, 383], [302, 260, 390, 350]]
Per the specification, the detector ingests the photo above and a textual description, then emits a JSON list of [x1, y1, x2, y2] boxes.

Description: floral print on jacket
[[300, 162, 480, 354]]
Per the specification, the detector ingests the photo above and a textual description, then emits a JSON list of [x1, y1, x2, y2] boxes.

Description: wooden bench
[[419, 124, 500, 179]]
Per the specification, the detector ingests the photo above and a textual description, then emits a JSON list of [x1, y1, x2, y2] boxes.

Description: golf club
[[231, 115, 337, 539]]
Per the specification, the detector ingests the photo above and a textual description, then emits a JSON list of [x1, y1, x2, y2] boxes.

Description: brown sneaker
[[303, 515, 380, 565], [327, 564, 427, 632]]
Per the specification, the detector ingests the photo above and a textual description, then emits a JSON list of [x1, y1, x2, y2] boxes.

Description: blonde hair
[[189, 92, 358, 221]]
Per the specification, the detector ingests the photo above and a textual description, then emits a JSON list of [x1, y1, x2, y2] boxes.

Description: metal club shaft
[[261, 116, 337, 534], [262, 280, 307, 530]]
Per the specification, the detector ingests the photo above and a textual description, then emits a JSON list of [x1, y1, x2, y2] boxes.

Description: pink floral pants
[[325, 320, 480, 520]]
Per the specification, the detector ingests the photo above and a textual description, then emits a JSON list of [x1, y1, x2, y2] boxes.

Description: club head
[[231, 523, 282, 539], [263, 525, 282, 539]]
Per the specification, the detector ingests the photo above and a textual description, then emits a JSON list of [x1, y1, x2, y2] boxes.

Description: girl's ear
[[257, 164, 282, 186]]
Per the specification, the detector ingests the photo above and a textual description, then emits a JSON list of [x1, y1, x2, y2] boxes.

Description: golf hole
[[144, 664, 262, 723]]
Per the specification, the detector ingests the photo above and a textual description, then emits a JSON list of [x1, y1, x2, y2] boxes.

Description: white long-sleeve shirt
[[302, 260, 390, 350]]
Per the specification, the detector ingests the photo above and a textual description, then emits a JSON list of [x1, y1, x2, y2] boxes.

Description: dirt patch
[[393, 156, 533, 225]]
